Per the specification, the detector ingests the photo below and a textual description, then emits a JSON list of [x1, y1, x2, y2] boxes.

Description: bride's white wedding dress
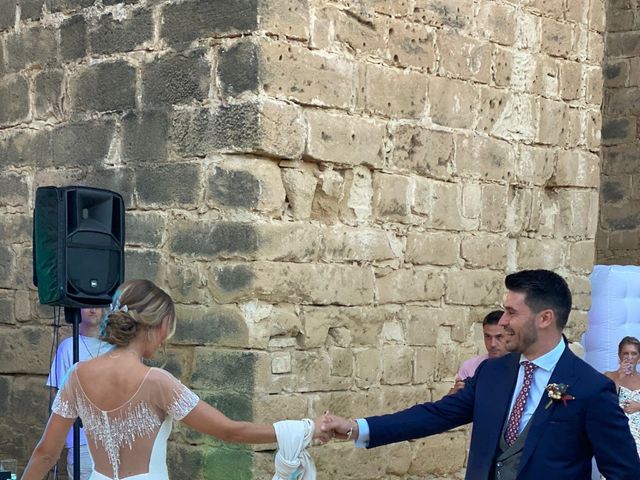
[[52, 365, 199, 480]]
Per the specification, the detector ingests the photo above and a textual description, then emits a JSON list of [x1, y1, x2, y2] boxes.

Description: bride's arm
[[180, 400, 277, 443], [180, 401, 329, 444], [21, 414, 74, 480]]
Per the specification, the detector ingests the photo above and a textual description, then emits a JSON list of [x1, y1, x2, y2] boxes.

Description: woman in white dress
[[604, 336, 640, 460], [21, 279, 329, 480]]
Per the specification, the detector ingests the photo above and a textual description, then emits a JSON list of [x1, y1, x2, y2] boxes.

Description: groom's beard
[[504, 317, 538, 354]]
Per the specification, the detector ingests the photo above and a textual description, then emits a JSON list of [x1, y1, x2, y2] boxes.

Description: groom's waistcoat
[[492, 416, 534, 480]]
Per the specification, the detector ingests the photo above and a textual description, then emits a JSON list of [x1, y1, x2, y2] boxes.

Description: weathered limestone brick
[[390, 125, 455, 179], [411, 0, 474, 30], [455, 134, 515, 182], [446, 270, 504, 306], [550, 150, 600, 188], [361, 63, 427, 118], [477, 1, 517, 46], [386, 19, 437, 71], [461, 235, 508, 270], [259, 39, 354, 109], [408, 434, 468, 476], [305, 109, 385, 168], [376, 268, 445, 303], [372, 172, 413, 222], [428, 76, 479, 128], [405, 231, 460, 266], [381, 345, 413, 385], [209, 262, 375, 305], [257, 0, 310, 39], [437, 32, 491, 83]]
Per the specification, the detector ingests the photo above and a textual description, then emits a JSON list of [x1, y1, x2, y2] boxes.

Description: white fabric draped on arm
[[273, 419, 316, 480]]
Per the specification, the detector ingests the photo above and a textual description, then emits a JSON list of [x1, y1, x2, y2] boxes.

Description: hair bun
[[100, 311, 138, 346]]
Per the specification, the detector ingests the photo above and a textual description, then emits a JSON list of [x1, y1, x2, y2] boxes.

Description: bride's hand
[[313, 413, 332, 444], [622, 400, 640, 414]]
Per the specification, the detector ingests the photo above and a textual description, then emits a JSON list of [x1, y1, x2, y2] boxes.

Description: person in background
[[604, 336, 640, 459], [46, 307, 114, 480], [448, 310, 506, 395]]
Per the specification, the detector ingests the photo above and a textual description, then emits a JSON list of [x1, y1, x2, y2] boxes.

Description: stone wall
[[597, 0, 640, 264], [0, 0, 604, 478]]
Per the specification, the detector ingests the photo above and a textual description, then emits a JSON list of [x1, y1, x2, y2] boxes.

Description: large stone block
[[281, 166, 318, 220], [124, 249, 163, 283], [142, 49, 210, 107], [51, 119, 115, 167], [321, 226, 400, 263], [169, 220, 258, 258], [386, 19, 437, 71], [217, 39, 259, 97], [161, 0, 257, 45], [0, 75, 29, 126], [445, 270, 504, 306], [372, 173, 413, 222], [362, 63, 427, 118], [414, 178, 475, 231], [406, 231, 460, 266], [437, 31, 491, 83], [136, 162, 201, 207], [305, 110, 385, 168], [516, 146, 555, 186], [300, 305, 393, 348], [461, 234, 507, 270], [0, 326, 52, 374], [209, 262, 375, 305], [192, 347, 257, 392], [480, 184, 508, 232], [125, 211, 166, 248], [331, 5, 386, 57], [381, 345, 413, 385], [376, 268, 445, 303], [541, 17, 574, 58], [558, 189, 599, 237], [455, 135, 515, 182], [477, 1, 516, 46], [34, 69, 64, 120], [550, 150, 600, 188], [606, 31, 640, 58], [568, 240, 596, 274], [517, 237, 566, 270], [0, 171, 28, 207], [408, 434, 467, 475], [206, 156, 285, 214], [429, 76, 478, 128], [259, 39, 354, 109], [60, 15, 87, 61], [173, 304, 248, 347], [390, 125, 454, 179], [257, 0, 309, 38], [70, 61, 136, 113], [537, 98, 569, 145], [559, 60, 582, 101], [171, 100, 304, 159], [122, 110, 169, 163], [6, 26, 57, 72], [411, 0, 474, 30], [0, 1, 16, 31], [90, 9, 153, 54]]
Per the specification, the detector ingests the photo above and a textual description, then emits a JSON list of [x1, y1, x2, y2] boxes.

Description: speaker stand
[[64, 307, 82, 480]]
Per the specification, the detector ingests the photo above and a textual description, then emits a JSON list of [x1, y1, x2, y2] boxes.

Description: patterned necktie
[[504, 360, 537, 446]]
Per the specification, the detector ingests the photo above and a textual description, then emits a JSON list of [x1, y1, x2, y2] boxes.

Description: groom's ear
[[537, 309, 556, 330]]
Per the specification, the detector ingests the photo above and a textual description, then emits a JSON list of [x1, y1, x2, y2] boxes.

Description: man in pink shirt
[[449, 310, 506, 394]]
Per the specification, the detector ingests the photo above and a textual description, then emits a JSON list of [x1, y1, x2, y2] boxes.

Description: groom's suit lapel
[[481, 353, 521, 454], [517, 347, 578, 475]]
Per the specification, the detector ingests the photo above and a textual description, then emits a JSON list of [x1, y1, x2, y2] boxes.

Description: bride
[[21, 279, 329, 480]]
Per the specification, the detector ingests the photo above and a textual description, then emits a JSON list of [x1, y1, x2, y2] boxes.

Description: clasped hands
[[312, 412, 358, 444]]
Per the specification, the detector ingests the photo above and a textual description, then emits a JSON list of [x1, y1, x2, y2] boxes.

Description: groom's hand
[[320, 413, 358, 441]]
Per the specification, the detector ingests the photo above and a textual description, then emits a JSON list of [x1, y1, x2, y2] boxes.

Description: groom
[[322, 269, 640, 479]]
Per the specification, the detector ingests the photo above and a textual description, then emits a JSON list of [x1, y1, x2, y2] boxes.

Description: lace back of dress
[[53, 367, 199, 480]]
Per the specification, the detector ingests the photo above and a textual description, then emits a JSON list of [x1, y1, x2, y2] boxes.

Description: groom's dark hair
[[505, 269, 572, 330]]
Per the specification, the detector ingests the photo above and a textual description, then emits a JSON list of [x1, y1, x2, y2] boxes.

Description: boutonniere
[[545, 383, 575, 409]]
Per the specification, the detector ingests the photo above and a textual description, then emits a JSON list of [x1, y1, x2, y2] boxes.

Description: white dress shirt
[[354, 339, 567, 447]]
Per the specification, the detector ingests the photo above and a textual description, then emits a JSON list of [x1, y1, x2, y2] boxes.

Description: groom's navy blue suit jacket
[[365, 347, 640, 479]]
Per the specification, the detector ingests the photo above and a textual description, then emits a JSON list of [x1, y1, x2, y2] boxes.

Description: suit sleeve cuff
[[354, 418, 370, 448]]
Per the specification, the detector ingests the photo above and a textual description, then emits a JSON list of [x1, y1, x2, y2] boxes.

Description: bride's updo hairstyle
[[100, 279, 176, 347]]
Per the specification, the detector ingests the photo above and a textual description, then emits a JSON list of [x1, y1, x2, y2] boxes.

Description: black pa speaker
[[33, 186, 125, 307]]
